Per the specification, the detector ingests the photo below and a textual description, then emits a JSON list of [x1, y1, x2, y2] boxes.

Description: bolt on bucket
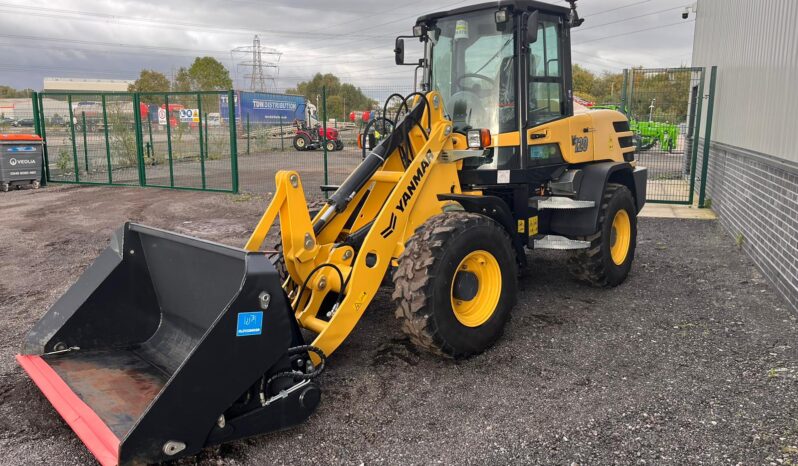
[[17, 223, 321, 465]]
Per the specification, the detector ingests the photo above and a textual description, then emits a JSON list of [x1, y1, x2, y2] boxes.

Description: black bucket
[[18, 223, 319, 465]]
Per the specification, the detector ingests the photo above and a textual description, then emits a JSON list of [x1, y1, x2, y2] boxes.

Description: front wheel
[[568, 183, 637, 287], [325, 140, 336, 152], [393, 212, 518, 358], [293, 135, 309, 151]]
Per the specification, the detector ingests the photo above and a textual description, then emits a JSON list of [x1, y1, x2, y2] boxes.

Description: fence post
[[147, 115, 155, 162], [101, 95, 113, 184], [81, 112, 89, 172], [132, 93, 146, 186], [687, 68, 706, 206], [246, 113, 250, 155], [227, 90, 239, 193], [163, 95, 175, 188], [197, 93, 207, 190], [36, 93, 49, 186], [279, 115, 284, 151], [322, 86, 328, 191], [204, 112, 209, 162], [620, 69, 629, 114], [66, 94, 80, 182], [698, 66, 717, 209], [31, 91, 41, 136]]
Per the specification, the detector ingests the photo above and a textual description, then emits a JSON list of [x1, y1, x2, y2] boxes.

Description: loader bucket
[[17, 223, 320, 465]]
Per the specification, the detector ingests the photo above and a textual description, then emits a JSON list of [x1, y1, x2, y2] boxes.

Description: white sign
[[179, 109, 200, 123], [158, 108, 167, 125]]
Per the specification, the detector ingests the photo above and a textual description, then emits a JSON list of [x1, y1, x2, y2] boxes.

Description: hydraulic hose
[[313, 96, 428, 234]]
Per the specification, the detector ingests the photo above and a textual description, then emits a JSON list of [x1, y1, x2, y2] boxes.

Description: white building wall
[[692, 0, 798, 164]]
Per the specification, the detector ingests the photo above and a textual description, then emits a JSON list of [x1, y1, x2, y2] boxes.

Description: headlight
[[467, 129, 491, 149]]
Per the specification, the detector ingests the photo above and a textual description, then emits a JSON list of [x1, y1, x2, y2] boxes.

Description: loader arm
[[245, 92, 462, 359]]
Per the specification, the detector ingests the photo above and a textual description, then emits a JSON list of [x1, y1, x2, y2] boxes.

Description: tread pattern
[[567, 183, 629, 287], [392, 212, 516, 358]]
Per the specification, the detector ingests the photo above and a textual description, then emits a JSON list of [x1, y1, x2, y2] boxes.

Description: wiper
[[474, 36, 513, 74]]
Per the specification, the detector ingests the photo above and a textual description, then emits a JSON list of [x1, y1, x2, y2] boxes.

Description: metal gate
[[33, 90, 239, 193], [622, 67, 715, 205]]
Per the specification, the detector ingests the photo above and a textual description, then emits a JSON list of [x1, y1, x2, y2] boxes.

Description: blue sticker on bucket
[[236, 311, 263, 337]]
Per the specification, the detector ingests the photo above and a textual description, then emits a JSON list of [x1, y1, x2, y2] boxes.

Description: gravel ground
[[0, 184, 796, 465]]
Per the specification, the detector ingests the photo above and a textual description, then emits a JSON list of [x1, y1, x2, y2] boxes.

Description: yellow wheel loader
[[17, 1, 646, 464]]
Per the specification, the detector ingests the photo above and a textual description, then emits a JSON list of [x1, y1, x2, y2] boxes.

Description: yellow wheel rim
[[450, 250, 502, 327], [610, 209, 631, 265]]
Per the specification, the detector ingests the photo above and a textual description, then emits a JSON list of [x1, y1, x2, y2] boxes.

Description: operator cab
[[396, 0, 582, 172]]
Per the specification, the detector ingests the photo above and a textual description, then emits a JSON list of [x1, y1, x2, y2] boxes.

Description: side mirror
[[527, 11, 540, 43], [394, 38, 405, 65]]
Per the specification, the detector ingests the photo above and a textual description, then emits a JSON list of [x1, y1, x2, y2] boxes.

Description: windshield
[[430, 11, 516, 134]]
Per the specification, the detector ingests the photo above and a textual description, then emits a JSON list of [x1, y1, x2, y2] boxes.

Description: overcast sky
[[0, 0, 696, 91]]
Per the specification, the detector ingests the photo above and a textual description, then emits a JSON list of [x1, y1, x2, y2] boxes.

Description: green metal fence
[[30, 86, 412, 195], [621, 67, 714, 206], [34, 90, 239, 193]]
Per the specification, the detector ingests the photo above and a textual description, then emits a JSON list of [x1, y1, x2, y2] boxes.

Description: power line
[[574, 19, 694, 45], [576, 4, 692, 32]]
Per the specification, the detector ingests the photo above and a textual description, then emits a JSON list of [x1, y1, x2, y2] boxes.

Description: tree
[[128, 70, 170, 93], [572, 64, 596, 97], [186, 57, 233, 91], [172, 67, 192, 92], [286, 73, 375, 121], [0, 85, 33, 98]]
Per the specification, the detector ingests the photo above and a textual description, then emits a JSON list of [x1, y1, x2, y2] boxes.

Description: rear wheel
[[293, 135, 309, 151], [1, 182, 9, 192], [335, 140, 344, 151], [393, 212, 517, 358], [568, 183, 637, 287]]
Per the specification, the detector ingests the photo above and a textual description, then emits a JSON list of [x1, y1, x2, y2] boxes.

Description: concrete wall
[[692, 0, 798, 312]]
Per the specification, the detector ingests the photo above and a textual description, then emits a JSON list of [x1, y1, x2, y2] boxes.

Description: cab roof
[[416, 1, 571, 24]]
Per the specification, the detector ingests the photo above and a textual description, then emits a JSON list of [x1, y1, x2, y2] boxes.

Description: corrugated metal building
[[692, 0, 798, 311]]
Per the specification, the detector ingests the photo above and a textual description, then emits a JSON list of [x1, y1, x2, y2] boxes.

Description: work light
[[495, 9, 508, 23]]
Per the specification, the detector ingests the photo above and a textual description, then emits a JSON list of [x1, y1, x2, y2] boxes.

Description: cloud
[[0, 0, 694, 91]]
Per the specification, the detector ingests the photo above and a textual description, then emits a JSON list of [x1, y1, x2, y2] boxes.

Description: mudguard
[[549, 162, 647, 236]]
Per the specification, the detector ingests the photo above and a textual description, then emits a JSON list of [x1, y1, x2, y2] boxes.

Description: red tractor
[[292, 120, 344, 151]]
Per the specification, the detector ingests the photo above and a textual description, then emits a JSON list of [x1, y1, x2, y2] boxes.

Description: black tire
[[1, 182, 9, 192], [568, 183, 637, 287], [325, 140, 336, 152], [392, 212, 518, 358], [335, 140, 344, 151], [293, 135, 309, 151]]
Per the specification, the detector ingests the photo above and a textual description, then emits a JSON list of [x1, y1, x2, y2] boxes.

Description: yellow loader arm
[[245, 92, 464, 359]]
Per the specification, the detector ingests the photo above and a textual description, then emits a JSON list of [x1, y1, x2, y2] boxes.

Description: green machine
[[593, 104, 679, 153]]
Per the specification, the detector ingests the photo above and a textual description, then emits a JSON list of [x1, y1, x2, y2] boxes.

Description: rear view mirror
[[394, 38, 405, 65], [527, 11, 540, 43]]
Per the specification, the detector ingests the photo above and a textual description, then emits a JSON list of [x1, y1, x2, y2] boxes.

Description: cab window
[[528, 18, 564, 126]]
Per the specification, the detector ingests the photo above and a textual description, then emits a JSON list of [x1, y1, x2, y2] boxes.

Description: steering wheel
[[456, 73, 495, 91]]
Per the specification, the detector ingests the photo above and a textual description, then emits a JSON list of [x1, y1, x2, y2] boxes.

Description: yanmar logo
[[380, 151, 434, 239], [9, 158, 36, 166]]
